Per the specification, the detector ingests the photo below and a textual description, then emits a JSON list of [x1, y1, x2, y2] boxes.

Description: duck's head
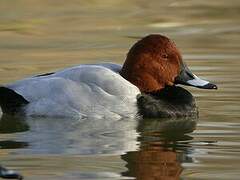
[[120, 34, 217, 93]]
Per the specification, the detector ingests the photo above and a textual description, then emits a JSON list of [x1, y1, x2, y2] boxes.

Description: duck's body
[[0, 34, 217, 119], [2, 63, 140, 119]]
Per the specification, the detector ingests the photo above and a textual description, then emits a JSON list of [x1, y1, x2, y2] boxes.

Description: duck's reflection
[[0, 115, 29, 134], [121, 118, 196, 180], [0, 114, 197, 179], [122, 143, 183, 179], [0, 115, 29, 149]]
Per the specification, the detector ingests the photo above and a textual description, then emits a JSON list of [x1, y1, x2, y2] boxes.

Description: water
[[0, 0, 240, 179]]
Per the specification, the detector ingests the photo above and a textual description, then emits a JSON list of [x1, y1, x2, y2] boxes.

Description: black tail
[[0, 87, 28, 115]]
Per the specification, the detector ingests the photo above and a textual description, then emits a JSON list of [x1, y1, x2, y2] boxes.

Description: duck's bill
[[175, 63, 217, 89]]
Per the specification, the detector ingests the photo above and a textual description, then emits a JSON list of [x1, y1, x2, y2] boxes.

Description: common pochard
[[0, 34, 217, 119]]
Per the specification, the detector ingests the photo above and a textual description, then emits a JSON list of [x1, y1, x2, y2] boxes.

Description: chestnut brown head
[[120, 34, 217, 93]]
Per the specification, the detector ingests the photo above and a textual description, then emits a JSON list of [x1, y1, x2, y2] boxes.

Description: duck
[[0, 34, 217, 119]]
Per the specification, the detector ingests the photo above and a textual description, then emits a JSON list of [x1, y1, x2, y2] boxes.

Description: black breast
[[137, 86, 198, 118]]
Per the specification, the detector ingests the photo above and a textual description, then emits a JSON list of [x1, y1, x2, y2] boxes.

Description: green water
[[0, 0, 240, 179]]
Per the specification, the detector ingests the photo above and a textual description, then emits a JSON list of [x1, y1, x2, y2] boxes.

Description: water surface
[[0, 0, 240, 179]]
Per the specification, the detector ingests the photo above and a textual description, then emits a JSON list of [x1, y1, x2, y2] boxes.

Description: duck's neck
[[120, 66, 164, 93]]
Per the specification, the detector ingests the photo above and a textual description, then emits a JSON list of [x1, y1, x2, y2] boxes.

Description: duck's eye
[[162, 54, 168, 60]]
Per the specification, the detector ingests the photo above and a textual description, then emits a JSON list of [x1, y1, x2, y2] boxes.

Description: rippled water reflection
[[0, 0, 240, 179]]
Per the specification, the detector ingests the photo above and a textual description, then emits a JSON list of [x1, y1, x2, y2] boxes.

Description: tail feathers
[[0, 87, 29, 115]]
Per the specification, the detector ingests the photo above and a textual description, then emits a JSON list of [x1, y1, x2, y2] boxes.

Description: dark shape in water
[[0, 166, 23, 180], [0, 115, 29, 134], [0, 140, 28, 149]]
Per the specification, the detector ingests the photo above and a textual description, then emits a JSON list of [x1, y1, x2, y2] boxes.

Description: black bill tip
[[198, 83, 218, 90]]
